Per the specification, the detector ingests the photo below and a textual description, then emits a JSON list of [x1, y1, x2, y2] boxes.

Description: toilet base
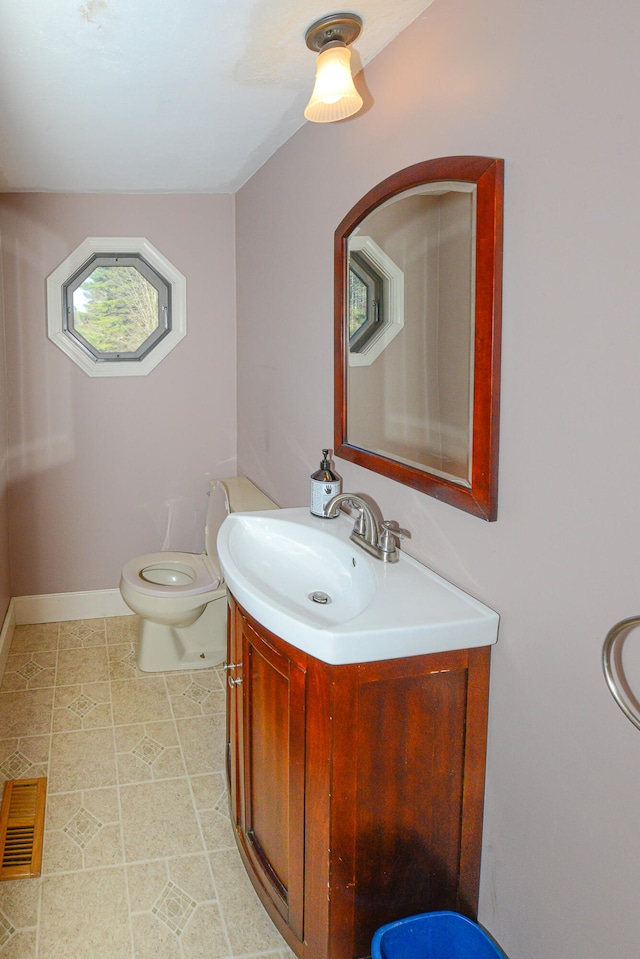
[[135, 590, 227, 672]]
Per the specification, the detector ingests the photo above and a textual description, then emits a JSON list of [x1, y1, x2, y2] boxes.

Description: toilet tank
[[205, 477, 278, 557]]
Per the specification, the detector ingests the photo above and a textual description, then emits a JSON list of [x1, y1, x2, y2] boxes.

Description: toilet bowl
[[119, 477, 278, 672]]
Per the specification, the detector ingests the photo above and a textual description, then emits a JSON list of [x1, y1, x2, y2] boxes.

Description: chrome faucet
[[322, 492, 409, 563]]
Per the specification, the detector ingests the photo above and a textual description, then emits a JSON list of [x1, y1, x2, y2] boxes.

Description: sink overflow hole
[[309, 591, 332, 605]]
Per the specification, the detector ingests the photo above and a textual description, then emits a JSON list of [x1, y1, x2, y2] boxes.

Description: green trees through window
[[73, 265, 160, 353], [348, 251, 383, 353], [348, 267, 368, 339], [63, 251, 171, 362]]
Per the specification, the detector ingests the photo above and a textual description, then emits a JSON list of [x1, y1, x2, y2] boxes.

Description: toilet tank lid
[[210, 476, 279, 513], [205, 476, 278, 559]]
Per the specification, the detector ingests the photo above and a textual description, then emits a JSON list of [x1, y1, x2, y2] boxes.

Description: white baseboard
[[0, 590, 133, 686], [13, 589, 133, 626], [0, 598, 16, 682]]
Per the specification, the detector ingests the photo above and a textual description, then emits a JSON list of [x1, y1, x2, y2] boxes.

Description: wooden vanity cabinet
[[226, 594, 491, 959]]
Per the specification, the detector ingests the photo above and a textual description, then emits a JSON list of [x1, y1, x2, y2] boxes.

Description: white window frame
[[47, 237, 187, 377]]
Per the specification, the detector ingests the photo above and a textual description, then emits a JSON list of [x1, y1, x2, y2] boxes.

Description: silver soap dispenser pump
[[310, 449, 341, 517]]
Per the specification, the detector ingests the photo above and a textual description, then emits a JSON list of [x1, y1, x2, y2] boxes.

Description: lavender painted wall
[[0, 226, 10, 620], [236, 0, 640, 956], [0, 193, 236, 596]]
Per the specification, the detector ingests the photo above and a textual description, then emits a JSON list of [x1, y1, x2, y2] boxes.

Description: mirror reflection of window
[[349, 252, 383, 352], [346, 236, 404, 369]]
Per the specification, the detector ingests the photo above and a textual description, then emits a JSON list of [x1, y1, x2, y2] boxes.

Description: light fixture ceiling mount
[[304, 12, 364, 124], [304, 12, 362, 53]]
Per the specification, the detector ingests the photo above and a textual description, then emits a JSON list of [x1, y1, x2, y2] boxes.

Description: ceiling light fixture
[[304, 12, 363, 123]]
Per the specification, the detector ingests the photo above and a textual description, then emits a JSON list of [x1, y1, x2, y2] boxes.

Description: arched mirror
[[334, 156, 503, 520]]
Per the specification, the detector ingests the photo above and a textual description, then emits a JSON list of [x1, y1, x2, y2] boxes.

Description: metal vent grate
[[0, 778, 47, 880]]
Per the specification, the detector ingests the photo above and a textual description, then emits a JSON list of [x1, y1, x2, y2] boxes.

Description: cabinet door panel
[[246, 639, 293, 890], [240, 616, 306, 940], [352, 668, 468, 953], [327, 650, 489, 959]]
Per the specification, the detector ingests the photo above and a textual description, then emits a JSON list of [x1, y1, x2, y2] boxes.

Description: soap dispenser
[[310, 449, 341, 517]]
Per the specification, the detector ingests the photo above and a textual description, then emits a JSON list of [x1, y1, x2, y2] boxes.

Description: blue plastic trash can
[[371, 911, 508, 959]]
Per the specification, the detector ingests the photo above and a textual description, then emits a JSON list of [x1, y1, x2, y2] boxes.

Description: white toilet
[[119, 476, 277, 672]]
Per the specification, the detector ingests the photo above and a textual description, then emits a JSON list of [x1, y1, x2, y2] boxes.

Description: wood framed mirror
[[334, 156, 504, 520]]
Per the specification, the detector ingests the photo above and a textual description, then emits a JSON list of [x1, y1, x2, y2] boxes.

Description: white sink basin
[[217, 507, 499, 665]]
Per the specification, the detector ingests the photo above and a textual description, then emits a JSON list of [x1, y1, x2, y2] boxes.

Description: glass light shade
[[304, 44, 363, 123]]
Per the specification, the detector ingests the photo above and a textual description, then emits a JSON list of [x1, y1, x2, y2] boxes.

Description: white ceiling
[[0, 0, 433, 194]]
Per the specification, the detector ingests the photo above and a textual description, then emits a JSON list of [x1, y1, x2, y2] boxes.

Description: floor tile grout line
[[107, 632, 136, 959], [126, 853, 223, 959], [32, 620, 59, 959], [45, 616, 130, 955], [108, 621, 229, 955], [162, 667, 236, 958], [111, 619, 157, 955], [41, 849, 241, 880], [208, 663, 240, 958]]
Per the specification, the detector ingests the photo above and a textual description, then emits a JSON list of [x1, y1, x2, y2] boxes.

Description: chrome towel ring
[[602, 616, 640, 731]]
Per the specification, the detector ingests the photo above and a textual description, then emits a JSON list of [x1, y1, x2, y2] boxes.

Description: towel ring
[[602, 616, 640, 731]]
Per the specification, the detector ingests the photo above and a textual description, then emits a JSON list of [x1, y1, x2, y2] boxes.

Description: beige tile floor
[[0, 616, 294, 959]]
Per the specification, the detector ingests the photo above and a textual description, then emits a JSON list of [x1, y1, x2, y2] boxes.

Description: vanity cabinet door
[[325, 647, 490, 959], [226, 595, 491, 959], [227, 597, 307, 946]]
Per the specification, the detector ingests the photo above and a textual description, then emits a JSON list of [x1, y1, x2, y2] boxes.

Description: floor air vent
[[0, 777, 47, 880]]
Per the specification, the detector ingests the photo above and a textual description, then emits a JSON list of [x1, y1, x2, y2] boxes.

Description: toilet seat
[[119, 476, 278, 672], [121, 551, 221, 599]]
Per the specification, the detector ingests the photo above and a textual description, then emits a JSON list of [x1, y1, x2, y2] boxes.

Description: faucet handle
[[348, 501, 367, 535], [378, 520, 409, 553]]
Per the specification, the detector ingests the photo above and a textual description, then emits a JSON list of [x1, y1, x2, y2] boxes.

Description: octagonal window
[[47, 238, 186, 377]]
